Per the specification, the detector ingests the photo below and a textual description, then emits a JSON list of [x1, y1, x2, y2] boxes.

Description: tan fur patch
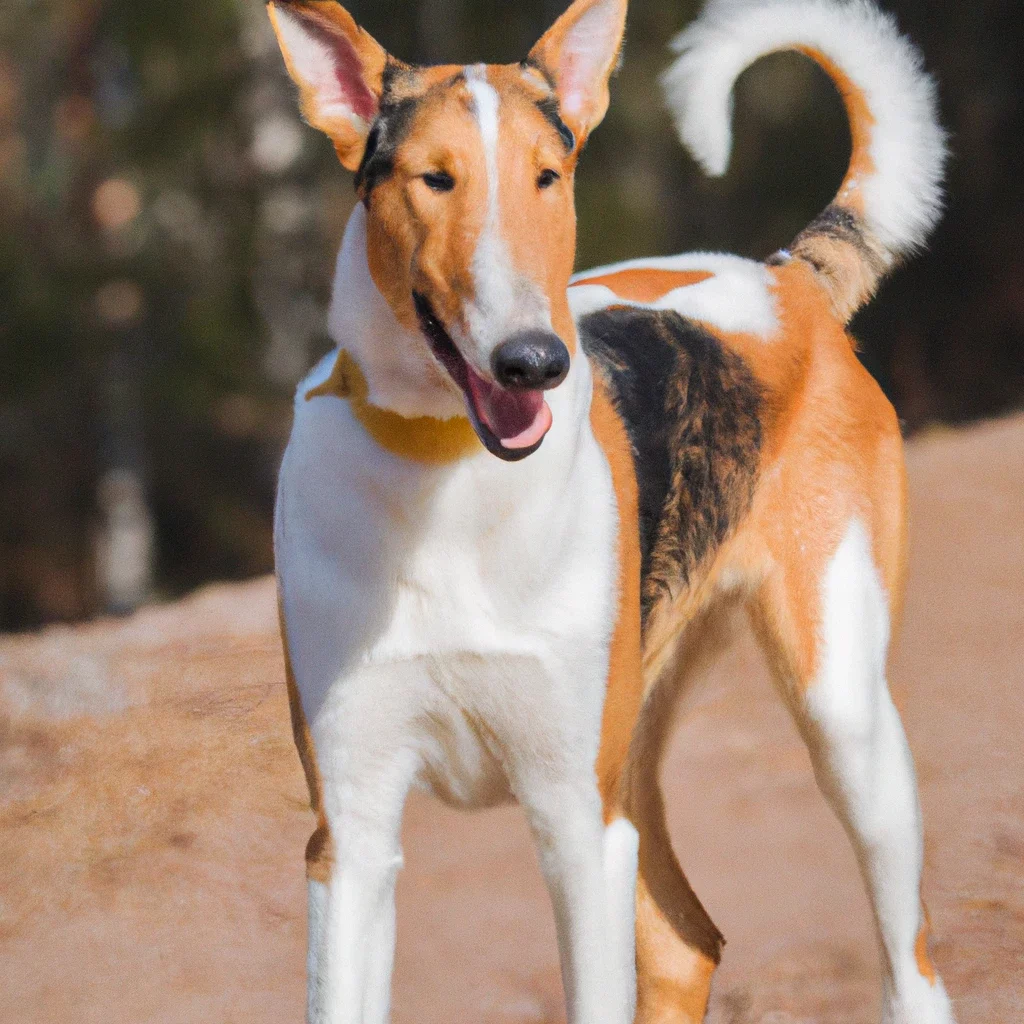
[[791, 214, 888, 322], [915, 903, 938, 985], [796, 46, 876, 216], [716, 260, 906, 689], [633, 921, 717, 1024], [588, 377, 644, 813], [363, 80, 489, 337], [573, 268, 713, 303], [278, 595, 333, 883], [627, 609, 729, 1018], [788, 47, 889, 321], [491, 68, 581, 353]]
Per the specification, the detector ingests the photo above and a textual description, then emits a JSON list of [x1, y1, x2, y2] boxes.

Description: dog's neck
[[326, 204, 467, 422]]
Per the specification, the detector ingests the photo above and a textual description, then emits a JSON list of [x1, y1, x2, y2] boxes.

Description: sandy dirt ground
[[2, 414, 1022, 1024]]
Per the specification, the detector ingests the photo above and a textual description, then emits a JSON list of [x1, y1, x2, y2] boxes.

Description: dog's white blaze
[[461, 65, 551, 364], [804, 519, 955, 1024], [465, 65, 501, 230]]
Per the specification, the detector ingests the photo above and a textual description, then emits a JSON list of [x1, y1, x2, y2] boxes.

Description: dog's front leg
[[519, 779, 637, 1024], [305, 664, 422, 1024], [307, 847, 403, 1024]]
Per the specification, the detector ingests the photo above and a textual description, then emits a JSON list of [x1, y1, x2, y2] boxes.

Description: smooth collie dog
[[269, 0, 954, 1020]]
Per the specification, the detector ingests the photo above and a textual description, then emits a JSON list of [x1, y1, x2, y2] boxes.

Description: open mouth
[[413, 293, 552, 462]]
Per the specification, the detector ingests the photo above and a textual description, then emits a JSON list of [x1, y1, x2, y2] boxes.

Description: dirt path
[[2, 415, 1022, 1023]]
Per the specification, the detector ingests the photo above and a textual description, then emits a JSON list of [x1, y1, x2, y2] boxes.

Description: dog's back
[[569, 0, 946, 676]]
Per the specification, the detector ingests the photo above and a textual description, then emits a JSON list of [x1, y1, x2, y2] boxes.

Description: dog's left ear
[[267, 0, 389, 171], [528, 0, 628, 143]]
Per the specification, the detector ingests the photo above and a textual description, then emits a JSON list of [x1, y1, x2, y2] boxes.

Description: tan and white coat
[[268, 0, 956, 1022]]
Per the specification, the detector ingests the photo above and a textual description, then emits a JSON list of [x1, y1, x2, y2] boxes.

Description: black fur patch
[[519, 57, 576, 150], [354, 61, 421, 197], [519, 55, 555, 90], [794, 203, 885, 276], [580, 307, 765, 622], [355, 99, 417, 196], [535, 95, 576, 152], [354, 68, 474, 199], [380, 60, 405, 96], [799, 204, 864, 248]]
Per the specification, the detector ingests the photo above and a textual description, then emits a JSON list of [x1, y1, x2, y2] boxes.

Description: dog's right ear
[[267, 1, 388, 171]]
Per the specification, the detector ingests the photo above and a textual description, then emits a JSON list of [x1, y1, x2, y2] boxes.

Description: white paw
[[883, 974, 957, 1024]]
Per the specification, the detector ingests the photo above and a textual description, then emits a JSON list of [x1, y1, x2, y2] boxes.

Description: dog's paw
[[882, 974, 957, 1024]]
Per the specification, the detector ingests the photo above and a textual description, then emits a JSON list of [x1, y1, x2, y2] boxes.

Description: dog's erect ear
[[267, 1, 388, 171], [528, 0, 628, 142]]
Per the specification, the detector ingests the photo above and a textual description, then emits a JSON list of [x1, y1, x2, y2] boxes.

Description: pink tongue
[[466, 367, 552, 450]]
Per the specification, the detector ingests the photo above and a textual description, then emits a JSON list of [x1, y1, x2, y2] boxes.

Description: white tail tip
[[661, 0, 947, 260]]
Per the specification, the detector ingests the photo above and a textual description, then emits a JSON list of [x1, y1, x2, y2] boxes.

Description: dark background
[[1, 0, 1021, 630]]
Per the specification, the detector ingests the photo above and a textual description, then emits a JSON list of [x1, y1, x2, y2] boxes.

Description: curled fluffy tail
[[662, 0, 946, 320]]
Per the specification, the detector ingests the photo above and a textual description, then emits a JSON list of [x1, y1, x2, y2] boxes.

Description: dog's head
[[267, 0, 627, 459]]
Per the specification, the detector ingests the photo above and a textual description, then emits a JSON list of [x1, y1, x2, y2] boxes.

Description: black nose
[[491, 332, 571, 391]]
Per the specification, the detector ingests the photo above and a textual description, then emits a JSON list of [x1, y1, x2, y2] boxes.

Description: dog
[[267, 0, 954, 1020]]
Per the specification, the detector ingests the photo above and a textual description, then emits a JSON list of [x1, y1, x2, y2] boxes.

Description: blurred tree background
[[0, 0, 1021, 629]]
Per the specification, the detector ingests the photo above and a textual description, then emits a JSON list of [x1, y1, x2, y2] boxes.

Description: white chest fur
[[275, 341, 619, 807]]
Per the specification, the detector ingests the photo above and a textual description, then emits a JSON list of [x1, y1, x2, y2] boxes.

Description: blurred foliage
[[0, 0, 1021, 628]]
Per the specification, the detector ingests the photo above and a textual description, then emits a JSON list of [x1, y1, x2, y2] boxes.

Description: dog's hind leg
[[749, 516, 955, 1024], [625, 606, 729, 1024], [628, 770, 722, 1024]]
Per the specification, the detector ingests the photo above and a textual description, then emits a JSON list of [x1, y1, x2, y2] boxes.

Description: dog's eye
[[537, 168, 560, 189], [423, 171, 455, 193]]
